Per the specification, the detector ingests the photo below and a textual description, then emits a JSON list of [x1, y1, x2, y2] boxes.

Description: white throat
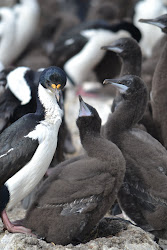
[[5, 84, 63, 210], [7, 67, 31, 105], [38, 84, 63, 124]]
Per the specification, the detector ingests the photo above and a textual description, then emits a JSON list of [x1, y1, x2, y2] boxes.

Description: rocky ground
[[0, 202, 163, 250]]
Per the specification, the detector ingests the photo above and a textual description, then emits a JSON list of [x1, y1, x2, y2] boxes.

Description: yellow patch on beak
[[51, 84, 57, 89], [57, 84, 61, 89]]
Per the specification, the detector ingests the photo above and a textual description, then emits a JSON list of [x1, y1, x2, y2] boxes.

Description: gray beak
[[103, 79, 129, 93], [139, 18, 166, 29], [55, 88, 60, 102], [78, 96, 92, 117]]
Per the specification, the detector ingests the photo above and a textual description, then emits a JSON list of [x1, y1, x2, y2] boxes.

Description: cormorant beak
[[51, 83, 62, 102], [57, 90, 64, 110], [78, 95, 92, 117], [103, 79, 128, 93], [55, 89, 60, 102], [101, 45, 123, 53], [139, 18, 166, 29]]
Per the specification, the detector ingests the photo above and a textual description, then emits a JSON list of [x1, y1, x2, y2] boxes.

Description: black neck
[[82, 20, 141, 42], [35, 91, 45, 119], [111, 21, 141, 42]]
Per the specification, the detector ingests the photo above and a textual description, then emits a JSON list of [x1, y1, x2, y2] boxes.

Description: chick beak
[[103, 79, 128, 93], [139, 18, 166, 29], [78, 95, 92, 117]]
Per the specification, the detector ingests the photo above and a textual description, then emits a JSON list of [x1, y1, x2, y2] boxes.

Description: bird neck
[[113, 22, 141, 42], [151, 41, 167, 131], [152, 41, 167, 96], [36, 84, 63, 123], [121, 53, 141, 77], [104, 95, 147, 142], [80, 131, 108, 159], [80, 128, 100, 142]]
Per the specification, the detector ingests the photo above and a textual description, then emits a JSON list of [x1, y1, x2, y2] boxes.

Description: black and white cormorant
[[0, 66, 40, 132], [48, 19, 141, 95], [0, 66, 66, 235], [0, 65, 75, 175]]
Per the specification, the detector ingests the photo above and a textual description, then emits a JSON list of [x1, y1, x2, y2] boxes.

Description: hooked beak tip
[[103, 79, 110, 85], [79, 95, 83, 102], [101, 46, 107, 50], [138, 18, 145, 23]]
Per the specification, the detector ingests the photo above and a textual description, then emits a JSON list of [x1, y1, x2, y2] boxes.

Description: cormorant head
[[76, 96, 101, 136], [101, 37, 140, 58], [39, 66, 66, 100], [103, 75, 147, 101]]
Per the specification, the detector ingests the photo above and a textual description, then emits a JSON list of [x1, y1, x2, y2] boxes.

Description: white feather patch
[[80, 29, 98, 39], [6, 67, 31, 105], [0, 148, 14, 159]]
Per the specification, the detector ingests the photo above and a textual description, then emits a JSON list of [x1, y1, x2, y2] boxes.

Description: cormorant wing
[[0, 113, 39, 185]]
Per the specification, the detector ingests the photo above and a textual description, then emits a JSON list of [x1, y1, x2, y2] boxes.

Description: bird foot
[[1, 210, 36, 237]]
